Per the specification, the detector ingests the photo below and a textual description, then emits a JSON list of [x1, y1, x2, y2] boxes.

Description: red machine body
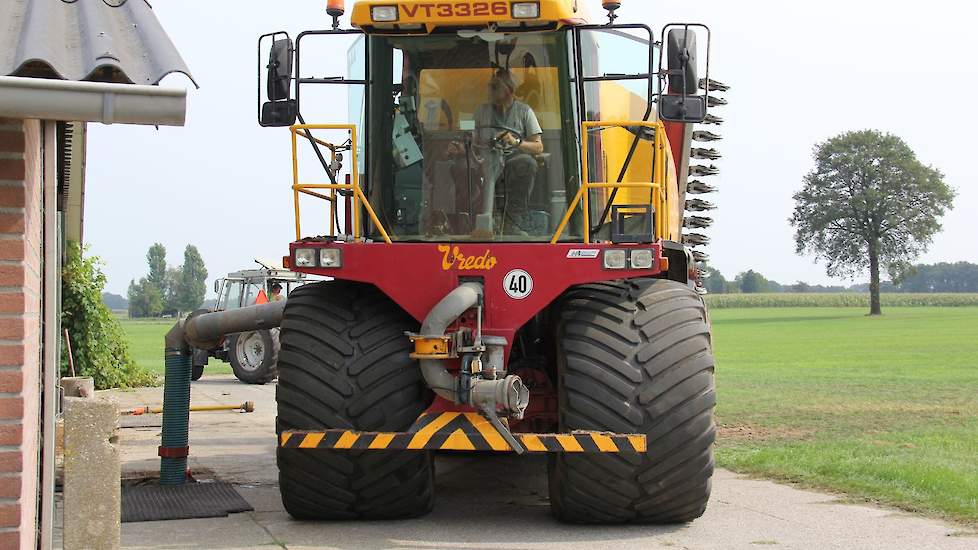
[[291, 240, 668, 429]]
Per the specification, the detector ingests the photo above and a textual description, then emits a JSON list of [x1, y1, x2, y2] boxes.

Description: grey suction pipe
[[419, 283, 484, 400], [176, 300, 287, 352], [419, 283, 529, 417]]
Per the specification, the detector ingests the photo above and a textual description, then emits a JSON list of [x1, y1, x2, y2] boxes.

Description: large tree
[[146, 243, 168, 295], [163, 267, 182, 312], [791, 130, 954, 315], [175, 245, 208, 312]]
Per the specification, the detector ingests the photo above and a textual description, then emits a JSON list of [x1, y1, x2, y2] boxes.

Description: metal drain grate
[[121, 481, 253, 523]]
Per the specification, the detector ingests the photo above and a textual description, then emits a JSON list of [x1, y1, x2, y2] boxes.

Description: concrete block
[[63, 396, 120, 550], [61, 377, 94, 398]]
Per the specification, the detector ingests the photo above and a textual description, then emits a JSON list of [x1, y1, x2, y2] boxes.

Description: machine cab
[[214, 268, 306, 311], [259, 0, 713, 248], [363, 30, 578, 240]]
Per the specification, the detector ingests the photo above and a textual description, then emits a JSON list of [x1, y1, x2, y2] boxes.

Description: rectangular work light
[[512, 2, 541, 19], [319, 249, 342, 268], [603, 250, 628, 270], [294, 248, 317, 268], [371, 5, 399, 22], [630, 249, 655, 270]]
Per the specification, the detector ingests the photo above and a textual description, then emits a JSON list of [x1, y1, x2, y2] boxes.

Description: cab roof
[[225, 269, 305, 282]]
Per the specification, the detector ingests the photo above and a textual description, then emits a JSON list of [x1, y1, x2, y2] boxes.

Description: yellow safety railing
[[290, 124, 393, 244], [551, 121, 668, 244]]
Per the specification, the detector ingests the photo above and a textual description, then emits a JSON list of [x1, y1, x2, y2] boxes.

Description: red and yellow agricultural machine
[[164, 0, 726, 524]]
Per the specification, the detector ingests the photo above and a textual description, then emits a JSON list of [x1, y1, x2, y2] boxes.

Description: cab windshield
[[362, 31, 579, 242]]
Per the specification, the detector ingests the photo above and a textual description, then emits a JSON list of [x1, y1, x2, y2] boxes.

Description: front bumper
[[279, 412, 646, 454]]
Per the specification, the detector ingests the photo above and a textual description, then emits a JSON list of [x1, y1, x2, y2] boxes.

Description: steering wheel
[[480, 125, 524, 156]]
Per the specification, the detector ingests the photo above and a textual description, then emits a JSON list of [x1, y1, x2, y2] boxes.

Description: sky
[[85, 0, 978, 296]]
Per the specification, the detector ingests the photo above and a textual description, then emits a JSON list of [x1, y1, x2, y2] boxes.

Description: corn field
[[704, 293, 978, 309]]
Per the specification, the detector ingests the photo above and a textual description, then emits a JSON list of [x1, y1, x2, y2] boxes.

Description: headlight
[[294, 248, 316, 268], [371, 5, 398, 22], [603, 250, 628, 270], [630, 249, 655, 270], [512, 2, 540, 19], [319, 248, 342, 268]]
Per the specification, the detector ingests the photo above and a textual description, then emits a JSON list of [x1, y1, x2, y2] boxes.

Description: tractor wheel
[[276, 281, 434, 520], [191, 365, 205, 381], [228, 329, 279, 385], [549, 278, 716, 524]]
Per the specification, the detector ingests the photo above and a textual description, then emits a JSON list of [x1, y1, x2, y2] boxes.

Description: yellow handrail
[[551, 120, 668, 244], [290, 124, 393, 244]]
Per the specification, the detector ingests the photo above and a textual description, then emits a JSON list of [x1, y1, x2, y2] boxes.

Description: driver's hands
[[447, 141, 463, 157], [498, 131, 519, 147]]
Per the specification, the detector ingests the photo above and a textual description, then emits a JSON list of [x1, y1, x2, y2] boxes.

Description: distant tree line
[[128, 243, 208, 318], [701, 261, 978, 295], [101, 292, 128, 310]]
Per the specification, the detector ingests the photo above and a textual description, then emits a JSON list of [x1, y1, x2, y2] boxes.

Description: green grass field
[[118, 318, 232, 377], [116, 306, 978, 524], [711, 307, 978, 525]]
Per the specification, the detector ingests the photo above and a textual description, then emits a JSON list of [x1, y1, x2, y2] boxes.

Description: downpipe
[[419, 283, 529, 419]]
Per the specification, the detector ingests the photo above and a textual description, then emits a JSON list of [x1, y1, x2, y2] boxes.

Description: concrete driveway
[[107, 376, 976, 550]]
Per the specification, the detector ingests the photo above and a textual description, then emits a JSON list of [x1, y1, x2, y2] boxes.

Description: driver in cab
[[476, 70, 543, 233], [449, 69, 543, 235]]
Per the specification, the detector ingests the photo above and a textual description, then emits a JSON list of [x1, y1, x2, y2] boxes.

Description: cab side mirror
[[259, 34, 297, 127], [659, 95, 707, 122], [261, 100, 297, 127], [267, 38, 293, 101], [658, 27, 710, 124]]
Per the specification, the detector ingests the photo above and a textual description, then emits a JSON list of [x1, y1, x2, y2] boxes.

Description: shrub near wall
[[704, 293, 978, 309], [61, 242, 157, 389]]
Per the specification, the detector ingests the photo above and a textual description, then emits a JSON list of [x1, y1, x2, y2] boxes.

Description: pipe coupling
[[470, 375, 530, 420]]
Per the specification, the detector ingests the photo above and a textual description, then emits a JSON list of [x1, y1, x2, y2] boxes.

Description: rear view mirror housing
[[267, 38, 293, 101], [659, 95, 707, 123], [261, 100, 298, 127], [666, 28, 698, 95], [658, 25, 711, 124], [258, 33, 297, 127]]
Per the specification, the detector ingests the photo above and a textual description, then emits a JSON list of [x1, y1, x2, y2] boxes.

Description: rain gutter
[[0, 76, 187, 126]]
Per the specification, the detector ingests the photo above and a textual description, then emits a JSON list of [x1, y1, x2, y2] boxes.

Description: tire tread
[[276, 281, 433, 520], [550, 278, 716, 524]]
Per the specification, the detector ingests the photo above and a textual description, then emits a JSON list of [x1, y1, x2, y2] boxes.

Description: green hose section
[[160, 352, 191, 485]]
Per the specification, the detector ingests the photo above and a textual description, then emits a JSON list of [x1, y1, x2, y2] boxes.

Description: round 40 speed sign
[[503, 269, 534, 300]]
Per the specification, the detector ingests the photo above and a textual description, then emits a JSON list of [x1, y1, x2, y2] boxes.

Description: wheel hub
[[236, 332, 265, 371]]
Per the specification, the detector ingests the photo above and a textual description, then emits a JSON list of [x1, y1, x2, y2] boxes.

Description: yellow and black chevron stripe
[[279, 412, 647, 454]]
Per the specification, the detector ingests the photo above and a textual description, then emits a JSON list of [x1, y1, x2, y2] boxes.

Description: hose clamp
[[158, 446, 190, 458]]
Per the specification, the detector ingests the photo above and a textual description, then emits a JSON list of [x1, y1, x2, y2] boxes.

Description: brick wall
[[0, 118, 43, 549]]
